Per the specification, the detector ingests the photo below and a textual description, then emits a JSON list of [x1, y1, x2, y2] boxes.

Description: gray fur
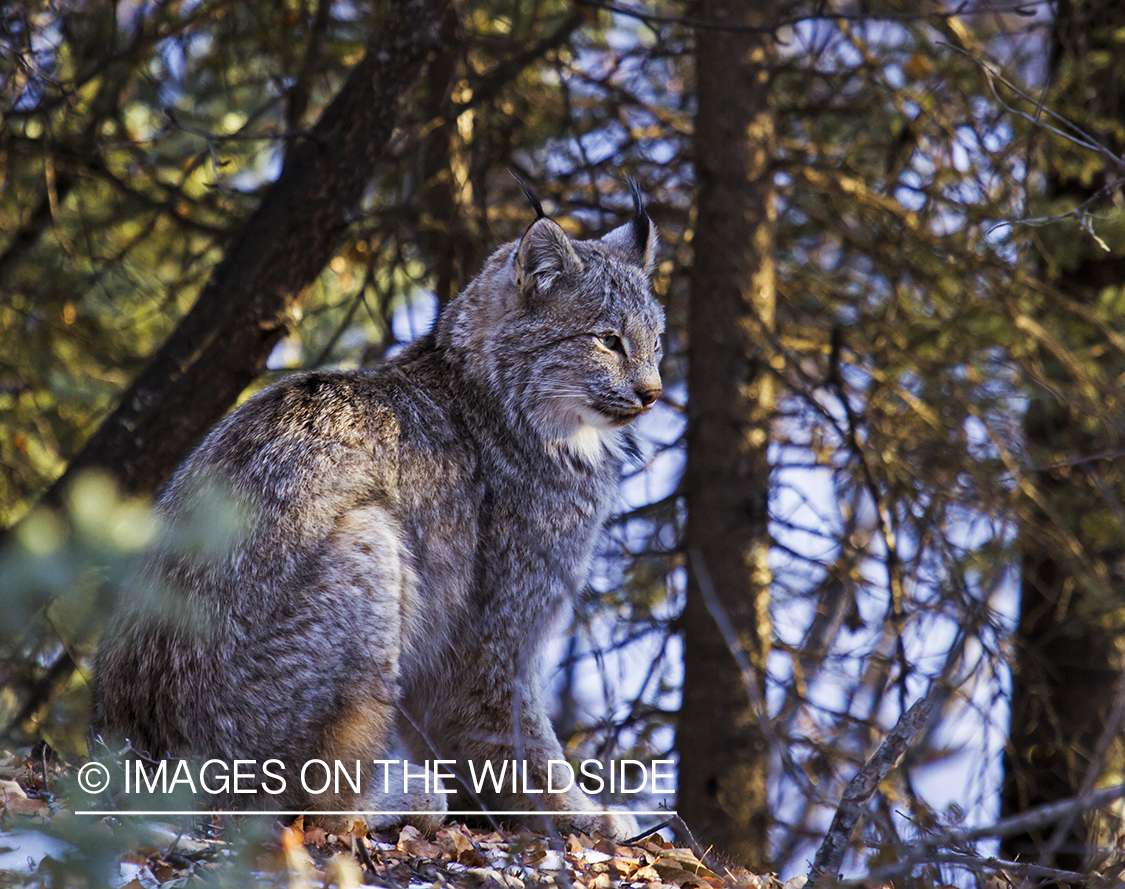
[[94, 199, 664, 839]]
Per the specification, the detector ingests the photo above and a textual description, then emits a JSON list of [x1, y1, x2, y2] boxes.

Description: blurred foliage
[[0, 472, 156, 755], [4, 0, 1125, 883]]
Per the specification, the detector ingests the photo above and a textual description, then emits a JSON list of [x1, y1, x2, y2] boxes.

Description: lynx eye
[[597, 333, 626, 355]]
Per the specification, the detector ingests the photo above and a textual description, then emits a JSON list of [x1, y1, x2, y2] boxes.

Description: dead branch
[[841, 851, 1090, 887], [830, 783, 1125, 886], [807, 691, 936, 888]]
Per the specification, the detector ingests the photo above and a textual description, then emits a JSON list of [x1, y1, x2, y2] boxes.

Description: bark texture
[[676, 0, 777, 869]]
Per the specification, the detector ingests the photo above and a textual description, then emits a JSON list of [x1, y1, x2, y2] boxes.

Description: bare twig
[[952, 782, 1125, 847], [1036, 660, 1125, 865], [353, 832, 377, 876], [826, 330, 907, 665], [839, 850, 1090, 887], [947, 42, 1125, 241], [687, 548, 773, 743], [311, 262, 378, 369], [670, 814, 711, 866], [945, 43, 1121, 167], [807, 691, 936, 888], [832, 783, 1125, 886], [574, 0, 1050, 35]]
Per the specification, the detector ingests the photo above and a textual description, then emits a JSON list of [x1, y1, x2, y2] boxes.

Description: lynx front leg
[[401, 668, 637, 840], [495, 688, 638, 840]]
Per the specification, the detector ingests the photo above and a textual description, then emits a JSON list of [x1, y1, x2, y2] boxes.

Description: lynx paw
[[363, 759, 448, 834], [569, 808, 639, 842], [310, 759, 448, 835]]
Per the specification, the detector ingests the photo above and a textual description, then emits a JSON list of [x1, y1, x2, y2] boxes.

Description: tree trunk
[[676, 0, 777, 869], [1003, 0, 1125, 870], [21, 0, 449, 513]]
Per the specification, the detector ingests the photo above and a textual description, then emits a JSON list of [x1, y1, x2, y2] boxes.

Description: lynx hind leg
[[300, 505, 444, 833], [315, 700, 448, 834]]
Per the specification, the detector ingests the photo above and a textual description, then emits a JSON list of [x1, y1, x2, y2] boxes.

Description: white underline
[[74, 809, 677, 817]]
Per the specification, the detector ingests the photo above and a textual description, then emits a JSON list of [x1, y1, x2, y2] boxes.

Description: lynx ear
[[600, 180, 658, 276], [516, 217, 584, 295]]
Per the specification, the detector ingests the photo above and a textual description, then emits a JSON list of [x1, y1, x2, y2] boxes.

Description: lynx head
[[437, 184, 664, 462]]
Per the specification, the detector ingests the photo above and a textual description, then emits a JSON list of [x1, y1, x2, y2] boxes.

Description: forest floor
[[0, 745, 803, 889]]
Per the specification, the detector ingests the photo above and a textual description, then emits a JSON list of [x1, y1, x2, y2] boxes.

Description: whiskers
[[538, 389, 591, 401]]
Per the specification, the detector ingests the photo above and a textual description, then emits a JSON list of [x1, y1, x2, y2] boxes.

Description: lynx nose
[[636, 386, 661, 408]]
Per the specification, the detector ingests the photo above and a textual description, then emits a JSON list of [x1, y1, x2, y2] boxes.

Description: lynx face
[[451, 201, 664, 460]]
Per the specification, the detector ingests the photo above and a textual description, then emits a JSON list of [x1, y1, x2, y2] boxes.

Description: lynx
[[94, 184, 663, 840]]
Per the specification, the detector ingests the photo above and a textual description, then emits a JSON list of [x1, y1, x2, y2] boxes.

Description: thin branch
[[827, 331, 907, 628], [807, 691, 936, 888], [310, 262, 378, 369], [686, 547, 774, 745], [941, 41, 1125, 242], [839, 783, 1125, 886], [573, 0, 1049, 35], [1036, 658, 1125, 865], [284, 0, 334, 169], [946, 43, 1121, 168], [840, 850, 1090, 887]]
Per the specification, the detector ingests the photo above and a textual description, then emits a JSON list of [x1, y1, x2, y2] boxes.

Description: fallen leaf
[[593, 837, 618, 856], [0, 779, 27, 799], [631, 863, 664, 881], [4, 795, 50, 817], [729, 876, 771, 888], [280, 825, 304, 850], [439, 826, 487, 866], [120, 851, 148, 866], [653, 859, 723, 888], [466, 866, 525, 888], [0, 778, 46, 817], [655, 848, 710, 871], [395, 824, 422, 848], [303, 826, 328, 848], [396, 823, 444, 859], [610, 855, 643, 876]]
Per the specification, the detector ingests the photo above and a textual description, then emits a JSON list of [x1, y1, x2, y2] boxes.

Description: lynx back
[[94, 185, 664, 839]]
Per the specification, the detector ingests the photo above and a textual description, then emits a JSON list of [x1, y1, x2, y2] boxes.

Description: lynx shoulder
[[94, 186, 664, 839]]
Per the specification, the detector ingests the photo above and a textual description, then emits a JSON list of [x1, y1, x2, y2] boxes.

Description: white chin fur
[[561, 423, 609, 463]]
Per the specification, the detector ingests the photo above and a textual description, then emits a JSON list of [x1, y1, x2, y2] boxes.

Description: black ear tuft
[[600, 179, 658, 275], [509, 169, 547, 220], [628, 177, 651, 256]]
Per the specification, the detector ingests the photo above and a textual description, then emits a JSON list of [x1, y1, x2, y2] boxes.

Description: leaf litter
[[0, 746, 802, 888]]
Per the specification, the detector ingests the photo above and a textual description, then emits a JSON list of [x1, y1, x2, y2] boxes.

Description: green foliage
[[0, 472, 155, 754]]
